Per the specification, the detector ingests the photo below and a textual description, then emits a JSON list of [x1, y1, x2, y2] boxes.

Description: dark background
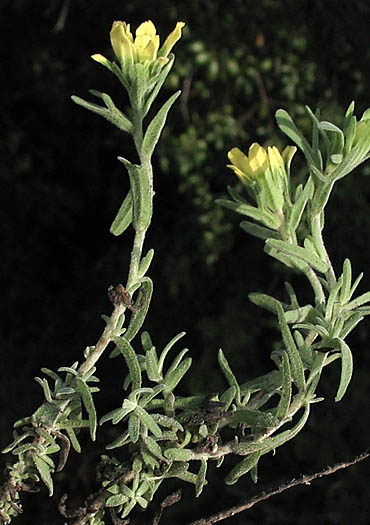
[[1, 1, 370, 523]]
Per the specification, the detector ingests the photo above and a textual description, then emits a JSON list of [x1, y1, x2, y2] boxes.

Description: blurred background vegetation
[[1, 0, 370, 523]]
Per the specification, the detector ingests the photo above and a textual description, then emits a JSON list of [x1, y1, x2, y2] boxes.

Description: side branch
[[187, 450, 370, 525]]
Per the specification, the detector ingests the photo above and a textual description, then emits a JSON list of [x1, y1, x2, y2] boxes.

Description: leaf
[[195, 459, 208, 497], [339, 259, 352, 304], [164, 448, 193, 461], [216, 199, 280, 229], [225, 451, 262, 486], [145, 347, 161, 382], [71, 95, 133, 133], [106, 431, 131, 450], [277, 303, 305, 390], [275, 109, 315, 166], [348, 272, 364, 300], [34, 377, 53, 403], [340, 313, 364, 339], [2, 432, 34, 454], [220, 386, 237, 410], [158, 332, 187, 375], [165, 349, 189, 376], [142, 435, 165, 461], [65, 427, 81, 454], [288, 176, 314, 232], [110, 191, 133, 236], [151, 413, 184, 432], [112, 337, 142, 390], [248, 292, 283, 315], [124, 278, 153, 342], [325, 277, 343, 320], [266, 239, 329, 273], [33, 455, 54, 496], [230, 409, 278, 428], [218, 349, 240, 404], [75, 377, 97, 441], [118, 160, 153, 233], [141, 91, 181, 159], [106, 494, 128, 507], [128, 413, 140, 443], [135, 406, 162, 438], [234, 404, 310, 456], [276, 352, 292, 420], [138, 249, 154, 279], [163, 357, 192, 391], [343, 291, 370, 311], [101, 92, 133, 132], [264, 242, 308, 272], [143, 55, 175, 116], [240, 220, 281, 241], [334, 338, 353, 402]]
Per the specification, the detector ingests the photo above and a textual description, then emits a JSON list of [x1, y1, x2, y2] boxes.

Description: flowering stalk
[[2, 19, 370, 525]]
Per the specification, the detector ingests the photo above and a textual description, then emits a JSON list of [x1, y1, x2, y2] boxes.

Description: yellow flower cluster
[[92, 20, 185, 69], [227, 143, 296, 186]]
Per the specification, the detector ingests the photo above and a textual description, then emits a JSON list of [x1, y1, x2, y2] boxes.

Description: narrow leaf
[[339, 259, 352, 304], [135, 406, 162, 438], [343, 291, 370, 311], [142, 435, 165, 461], [33, 456, 54, 496], [216, 199, 280, 229], [275, 109, 315, 166], [163, 357, 192, 391], [240, 220, 281, 240], [110, 191, 132, 236], [124, 278, 153, 342], [145, 347, 161, 382], [195, 459, 208, 497], [218, 349, 241, 404], [334, 338, 353, 402], [164, 448, 193, 461], [158, 332, 186, 375], [75, 377, 97, 441], [112, 337, 142, 390], [276, 352, 292, 420], [277, 303, 305, 390], [288, 176, 314, 232], [138, 249, 154, 279], [142, 91, 181, 159], [128, 413, 140, 443], [266, 239, 328, 273], [230, 409, 278, 428], [225, 451, 262, 486]]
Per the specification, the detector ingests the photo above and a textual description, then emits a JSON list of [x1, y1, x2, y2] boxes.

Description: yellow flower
[[227, 143, 268, 184], [99, 20, 185, 67]]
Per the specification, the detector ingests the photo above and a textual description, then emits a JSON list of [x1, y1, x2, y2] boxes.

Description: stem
[[126, 229, 146, 289], [79, 110, 152, 375], [78, 304, 125, 377]]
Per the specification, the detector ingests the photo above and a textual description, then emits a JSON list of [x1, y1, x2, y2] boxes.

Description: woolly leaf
[[33, 456, 54, 496], [225, 451, 262, 485], [142, 91, 181, 159], [218, 349, 241, 404], [113, 337, 142, 390], [277, 303, 305, 391], [75, 377, 97, 441], [334, 338, 353, 402]]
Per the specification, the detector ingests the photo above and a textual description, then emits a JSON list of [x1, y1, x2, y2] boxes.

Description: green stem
[[127, 229, 146, 289], [79, 110, 153, 376]]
